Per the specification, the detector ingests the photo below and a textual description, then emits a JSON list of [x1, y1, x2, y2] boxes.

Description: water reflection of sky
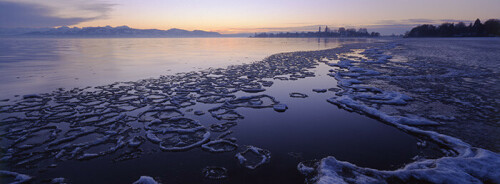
[[39, 63, 421, 184], [0, 37, 432, 183], [0, 37, 371, 99]]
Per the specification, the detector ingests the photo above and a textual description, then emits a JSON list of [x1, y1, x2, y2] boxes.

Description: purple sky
[[1, 0, 499, 35]]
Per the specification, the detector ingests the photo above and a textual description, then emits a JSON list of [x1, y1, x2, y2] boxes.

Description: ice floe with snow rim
[[241, 88, 266, 93], [208, 94, 281, 119], [209, 122, 237, 132], [128, 136, 145, 147], [138, 107, 183, 122], [158, 130, 209, 151], [301, 147, 500, 184], [327, 96, 439, 126], [327, 60, 354, 68], [235, 146, 271, 169], [202, 139, 238, 153], [289, 92, 308, 98], [144, 117, 211, 151], [202, 166, 228, 179], [312, 89, 327, 93], [273, 104, 288, 112], [193, 110, 205, 116]]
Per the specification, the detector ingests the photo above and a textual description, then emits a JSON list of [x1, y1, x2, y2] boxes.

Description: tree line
[[252, 26, 380, 38], [406, 19, 500, 37]]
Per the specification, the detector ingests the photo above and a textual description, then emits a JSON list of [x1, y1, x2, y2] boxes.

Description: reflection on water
[[0, 37, 430, 184], [0, 37, 370, 99]]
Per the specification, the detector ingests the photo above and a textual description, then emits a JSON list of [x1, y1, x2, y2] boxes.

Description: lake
[[0, 37, 433, 184], [0, 37, 370, 99]]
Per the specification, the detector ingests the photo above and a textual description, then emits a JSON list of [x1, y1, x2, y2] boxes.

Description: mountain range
[[0, 26, 252, 37]]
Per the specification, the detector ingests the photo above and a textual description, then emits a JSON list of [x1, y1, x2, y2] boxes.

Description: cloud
[[0, 1, 114, 28]]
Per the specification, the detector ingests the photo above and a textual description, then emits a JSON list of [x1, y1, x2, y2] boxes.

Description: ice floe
[[289, 92, 308, 98], [312, 89, 327, 93], [273, 104, 288, 112], [201, 139, 238, 153], [235, 146, 271, 169], [202, 166, 228, 179]]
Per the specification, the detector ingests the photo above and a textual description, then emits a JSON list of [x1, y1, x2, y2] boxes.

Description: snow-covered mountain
[[22, 26, 222, 37]]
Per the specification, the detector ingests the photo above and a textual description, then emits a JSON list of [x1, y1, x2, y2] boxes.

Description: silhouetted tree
[[253, 27, 379, 38], [405, 18, 500, 37], [438, 23, 455, 37], [406, 24, 438, 37], [338, 27, 346, 36], [484, 19, 500, 36], [454, 22, 467, 36], [371, 32, 380, 37], [471, 19, 485, 36]]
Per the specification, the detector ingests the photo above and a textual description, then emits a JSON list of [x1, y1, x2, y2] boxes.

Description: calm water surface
[[0, 37, 429, 184], [0, 37, 367, 99]]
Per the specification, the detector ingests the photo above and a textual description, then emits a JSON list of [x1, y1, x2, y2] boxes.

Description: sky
[[1, 0, 500, 35]]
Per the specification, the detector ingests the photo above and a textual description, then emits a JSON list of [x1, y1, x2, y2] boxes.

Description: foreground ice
[[306, 148, 499, 184], [298, 41, 500, 183]]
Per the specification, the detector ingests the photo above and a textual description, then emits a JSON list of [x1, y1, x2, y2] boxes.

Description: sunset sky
[[1, 0, 500, 34]]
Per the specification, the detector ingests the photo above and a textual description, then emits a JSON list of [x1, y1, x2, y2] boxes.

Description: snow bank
[[311, 148, 500, 184], [302, 43, 500, 184], [327, 96, 441, 126]]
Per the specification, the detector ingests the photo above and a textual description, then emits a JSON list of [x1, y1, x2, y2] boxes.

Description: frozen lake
[[1, 37, 498, 184]]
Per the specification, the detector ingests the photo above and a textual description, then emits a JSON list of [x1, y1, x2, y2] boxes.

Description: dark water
[[0, 38, 427, 184], [30, 63, 420, 184]]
